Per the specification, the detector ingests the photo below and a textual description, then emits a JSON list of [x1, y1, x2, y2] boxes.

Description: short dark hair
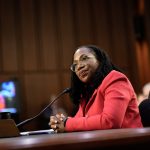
[[69, 45, 121, 105]]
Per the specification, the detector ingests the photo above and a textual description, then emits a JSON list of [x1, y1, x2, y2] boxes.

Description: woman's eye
[[81, 56, 88, 61]]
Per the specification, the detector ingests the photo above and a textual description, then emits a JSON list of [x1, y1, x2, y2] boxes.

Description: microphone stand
[[17, 88, 71, 128]]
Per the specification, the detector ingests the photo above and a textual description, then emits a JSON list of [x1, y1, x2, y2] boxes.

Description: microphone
[[17, 87, 71, 128]]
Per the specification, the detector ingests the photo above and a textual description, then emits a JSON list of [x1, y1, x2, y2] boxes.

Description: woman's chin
[[80, 76, 89, 83]]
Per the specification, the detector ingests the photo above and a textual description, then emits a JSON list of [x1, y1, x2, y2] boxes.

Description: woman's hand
[[49, 113, 67, 133]]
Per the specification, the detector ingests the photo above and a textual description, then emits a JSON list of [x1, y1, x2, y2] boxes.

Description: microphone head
[[64, 88, 72, 94]]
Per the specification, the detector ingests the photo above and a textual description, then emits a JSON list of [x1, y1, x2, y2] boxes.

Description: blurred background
[[0, 0, 149, 131]]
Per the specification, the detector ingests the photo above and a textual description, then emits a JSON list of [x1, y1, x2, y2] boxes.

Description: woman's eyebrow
[[73, 54, 86, 62]]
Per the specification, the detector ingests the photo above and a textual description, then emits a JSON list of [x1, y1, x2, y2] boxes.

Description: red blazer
[[65, 70, 143, 132]]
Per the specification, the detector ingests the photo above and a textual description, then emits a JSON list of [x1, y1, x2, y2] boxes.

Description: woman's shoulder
[[100, 70, 129, 89], [105, 70, 127, 80]]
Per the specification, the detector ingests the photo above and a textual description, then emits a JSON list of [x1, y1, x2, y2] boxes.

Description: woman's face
[[72, 47, 100, 83]]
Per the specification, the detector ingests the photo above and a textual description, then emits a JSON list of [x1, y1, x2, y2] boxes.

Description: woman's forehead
[[74, 48, 94, 59]]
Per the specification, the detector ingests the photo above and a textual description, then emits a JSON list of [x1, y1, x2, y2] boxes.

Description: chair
[[139, 92, 150, 127]]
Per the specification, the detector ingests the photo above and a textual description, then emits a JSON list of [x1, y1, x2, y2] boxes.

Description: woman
[[49, 45, 143, 133]]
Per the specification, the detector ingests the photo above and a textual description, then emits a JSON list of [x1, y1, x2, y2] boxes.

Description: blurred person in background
[[137, 82, 150, 105]]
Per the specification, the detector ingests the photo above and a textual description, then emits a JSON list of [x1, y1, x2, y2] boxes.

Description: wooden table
[[0, 128, 150, 150]]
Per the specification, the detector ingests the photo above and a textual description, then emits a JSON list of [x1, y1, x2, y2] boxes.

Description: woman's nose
[[76, 63, 85, 71]]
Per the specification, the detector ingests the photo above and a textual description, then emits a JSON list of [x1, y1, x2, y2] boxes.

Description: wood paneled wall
[[0, 0, 149, 130]]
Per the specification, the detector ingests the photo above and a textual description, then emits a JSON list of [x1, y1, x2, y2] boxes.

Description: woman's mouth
[[79, 70, 88, 78]]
